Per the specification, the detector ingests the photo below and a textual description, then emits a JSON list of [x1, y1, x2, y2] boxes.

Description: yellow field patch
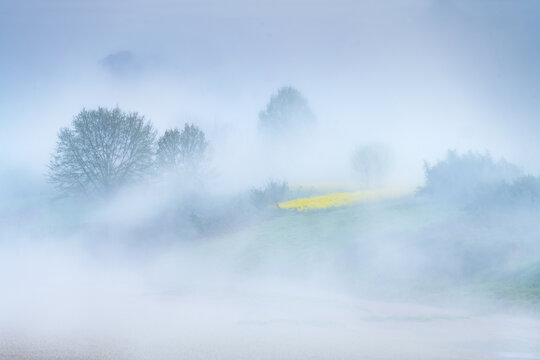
[[277, 188, 411, 211]]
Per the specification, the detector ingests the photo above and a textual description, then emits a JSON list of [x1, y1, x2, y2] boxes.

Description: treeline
[[48, 86, 314, 197], [48, 107, 208, 196]]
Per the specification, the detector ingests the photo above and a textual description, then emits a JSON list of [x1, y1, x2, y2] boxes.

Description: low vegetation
[[40, 110, 540, 310]]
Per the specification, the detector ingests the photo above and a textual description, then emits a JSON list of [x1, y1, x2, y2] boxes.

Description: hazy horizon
[[2, 0, 540, 185], [2, 1, 540, 359]]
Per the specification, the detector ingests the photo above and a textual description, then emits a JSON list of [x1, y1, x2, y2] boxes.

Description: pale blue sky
[[1, 0, 539, 178]]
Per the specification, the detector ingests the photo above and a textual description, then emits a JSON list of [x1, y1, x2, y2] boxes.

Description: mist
[[1, 0, 540, 359]]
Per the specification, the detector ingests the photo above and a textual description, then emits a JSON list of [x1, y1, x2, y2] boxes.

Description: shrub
[[475, 175, 540, 209], [250, 180, 289, 210], [419, 150, 522, 202]]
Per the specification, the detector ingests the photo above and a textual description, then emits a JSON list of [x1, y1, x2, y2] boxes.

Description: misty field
[[3, 0, 540, 358], [2, 136, 540, 360], [2, 187, 540, 360]]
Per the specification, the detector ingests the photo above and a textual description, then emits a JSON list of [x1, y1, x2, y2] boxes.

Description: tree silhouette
[[258, 86, 314, 133], [49, 107, 156, 196], [156, 123, 208, 173]]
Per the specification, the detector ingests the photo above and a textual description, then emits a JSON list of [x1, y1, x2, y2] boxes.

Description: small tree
[[351, 144, 392, 188], [48, 107, 156, 196], [258, 86, 314, 133], [156, 123, 208, 173]]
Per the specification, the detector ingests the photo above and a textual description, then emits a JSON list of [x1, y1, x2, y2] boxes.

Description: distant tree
[[48, 107, 156, 196], [156, 128, 182, 170], [351, 144, 392, 188], [258, 86, 314, 133], [156, 123, 208, 173]]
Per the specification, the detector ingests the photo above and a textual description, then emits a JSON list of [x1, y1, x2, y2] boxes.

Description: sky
[[2, 3, 540, 357], [1, 0, 539, 184]]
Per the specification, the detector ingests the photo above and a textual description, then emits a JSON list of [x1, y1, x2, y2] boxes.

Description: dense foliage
[[419, 150, 522, 201]]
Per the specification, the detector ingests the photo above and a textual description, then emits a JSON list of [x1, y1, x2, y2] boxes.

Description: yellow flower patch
[[277, 189, 410, 211]]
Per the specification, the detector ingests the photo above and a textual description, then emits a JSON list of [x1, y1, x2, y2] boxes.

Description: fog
[[1, 0, 540, 359]]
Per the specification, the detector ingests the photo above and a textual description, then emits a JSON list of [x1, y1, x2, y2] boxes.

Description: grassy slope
[[197, 196, 540, 309]]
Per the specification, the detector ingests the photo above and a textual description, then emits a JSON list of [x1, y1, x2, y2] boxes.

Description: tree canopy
[[258, 86, 314, 133], [156, 123, 208, 173], [48, 107, 156, 196]]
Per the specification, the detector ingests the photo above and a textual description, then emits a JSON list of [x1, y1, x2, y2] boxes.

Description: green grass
[[195, 196, 540, 309]]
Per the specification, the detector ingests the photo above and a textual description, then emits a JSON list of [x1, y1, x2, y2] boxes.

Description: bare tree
[[48, 107, 156, 196], [156, 123, 208, 173]]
